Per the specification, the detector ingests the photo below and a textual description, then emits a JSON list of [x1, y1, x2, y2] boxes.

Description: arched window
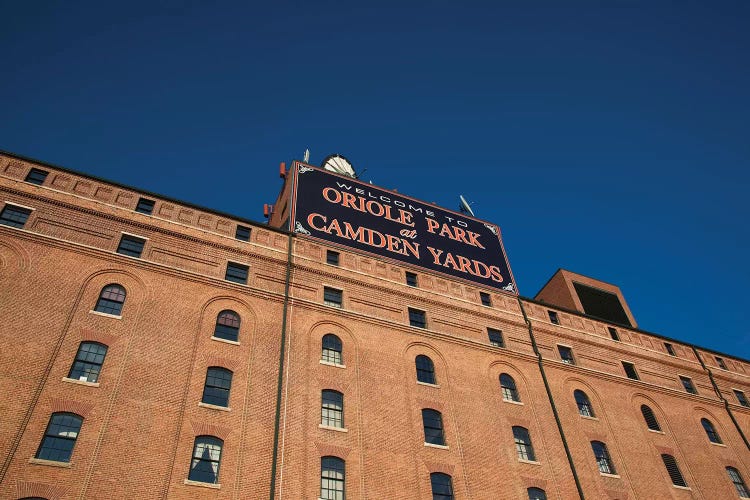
[[661, 454, 687, 487], [422, 409, 446, 446], [213, 310, 240, 342], [202, 367, 233, 407], [513, 426, 536, 461], [68, 342, 108, 383], [500, 373, 520, 402], [700, 418, 722, 444], [188, 436, 223, 484], [322, 334, 343, 365], [94, 284, 126, 315], [321, 456, 345, 499], [416, 355, 436, 384], [36, 412, 83, 462], [727, 467, 750, 498], [641, 404, 661, 431], [527, 487, 548, 500], [591, 441, 616, 474], [430, 472, 454, 500], [322, 390, 344, 428], [574, 390, 595, 417]]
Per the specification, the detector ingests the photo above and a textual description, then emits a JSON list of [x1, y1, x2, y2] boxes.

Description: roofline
[[520, 295, 750, 365], [0, 149, 289, 236]]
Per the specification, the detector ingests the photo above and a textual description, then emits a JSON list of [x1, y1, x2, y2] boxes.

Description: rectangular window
[[0, 204, 32, 228], [734, 390, 749, 408], [323, 287, 342, 308], [225, 262, 249, 284], [405, 271, 418, 287], [326, 250, 340, 266], [558, 346, 575, 365], [679, 376, 697, 394], [409, 308, 426, 329], [716, 357, 727, 370], [488, 328, 504, 348], [548, 310, 560, 325], [235, 225, 251, 241], [480, 292, 492, 307], [135, 197, 155, 215], [25, 168, 49, 185], [622, 361, 639, 380], [116, 234, 146, 258], [608, 327, 620, 341], [664, 342, 676, 356]]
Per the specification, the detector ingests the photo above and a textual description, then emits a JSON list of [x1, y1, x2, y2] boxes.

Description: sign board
[[290, 162, 517, 294]]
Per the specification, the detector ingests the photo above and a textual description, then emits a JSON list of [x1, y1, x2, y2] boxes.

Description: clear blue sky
[[2, 1, 748, 359]]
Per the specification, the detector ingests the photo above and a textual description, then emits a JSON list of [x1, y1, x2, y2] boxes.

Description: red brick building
[[0, 150, 748, 500]]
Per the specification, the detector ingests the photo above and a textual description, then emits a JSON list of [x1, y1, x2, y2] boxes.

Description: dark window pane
[[322, 334, 343, 364], [488, 328, 504, 347], [665, 343, 676, 356], [321, 456, 345, 500], [480, 292, 492, 307], [68, 342, 108, 383], [116, 234, 146, 258], [701, 418, 722, 444], [416, 355, 436, 384], [528, 487, 548, 500], [623, 362, 639, 380], [591, 441, 616, 474], [235, 225, 251, 241], [548, 311, 559, 325], [225, 262, 249, 284], [94, 284, 126, 315], [574, 390, 594, 417], [734, 390, 749, 407], [202, 367, 232, 407], [680, 376, 697, 394], [727, 467, 750, 498], [0, 204, 32, 228], [558, 346, 575, 365], [608, 327, 620, 341], [135, 198, 155, 215], [214, 310, 240, 342], [641, 405, 661, 431], [188, 436, 222, 484], [409, 308, 426, 328], [324, 287, 342, 308], [513, 426, 536, 461], [25, 168, 49, 185], [326, 250, 340, 265], [322, 390, 344, 428], [36, 413, 83, 462], [500, 374, 520, 402], [715, 357, 727, 370], [661, 454, 687, 487], [422, 409, 445, 445], [430, 472, 454, 500], [406, 272, 418, 287]]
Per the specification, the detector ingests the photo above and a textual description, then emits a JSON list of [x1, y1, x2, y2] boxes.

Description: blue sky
[[2, 1, 748, 359]]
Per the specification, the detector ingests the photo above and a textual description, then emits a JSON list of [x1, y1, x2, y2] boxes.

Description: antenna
[[321, 154, 357, 178], [459, 195, 475, 217], [303, 149, 310, 163]]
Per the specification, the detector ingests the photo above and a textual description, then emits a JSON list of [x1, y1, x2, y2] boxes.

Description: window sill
[[518, 459, 541, 466], [29, 458, 71, 468], [424, 443, 448, 450], [490, 344, 505, 348], [319, 360, 346, 369], [672, 485, 691, 491], [89, 310, 122, 320], [580, 415, 598, 421], [417, 381, 440, 388], [600, 472, 621, 478], [324, 302, 342, 309], [710, 441, 727, 447], [503, 399, 524, 405], [198, 402, 231, 412], [184, 479, 220, 489], [62, 377, 99, 387], [319, 424, 347, 433], [211, 336, 240, 346], [647, 429, 665, 434]]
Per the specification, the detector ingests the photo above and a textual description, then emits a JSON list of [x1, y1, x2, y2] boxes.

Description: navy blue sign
[[290, 163, 517, 294]]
